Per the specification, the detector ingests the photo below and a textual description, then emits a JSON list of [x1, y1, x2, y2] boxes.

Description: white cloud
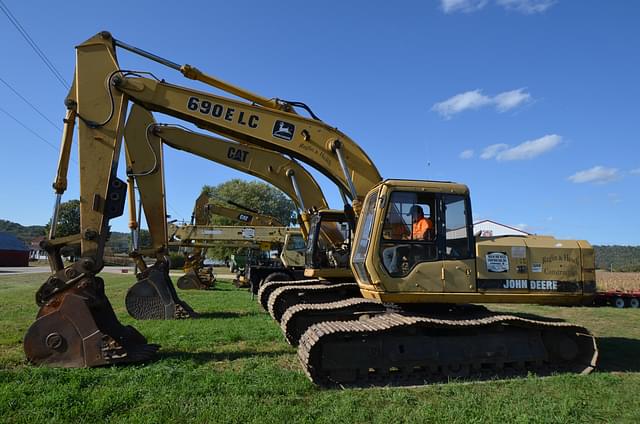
[[496, 0, 556, 14], [431, 90, 492, 119], [432, 88, 531, 118], [441, 0, 489, 13], [441, 0, 556, 14], [459, 149, 474, 159], [495, 134, 562, 161], [630, 168, 640, 175], [493, 88, 531, 112], [568, 166, 620, 184], [480, 143, 508, 159]]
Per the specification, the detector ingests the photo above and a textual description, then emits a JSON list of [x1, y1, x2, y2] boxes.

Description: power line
[[0, 0, 69, 89], [167, 201, 186, 222], [0, 105, 59, 152], [0, 77, 61, 131]]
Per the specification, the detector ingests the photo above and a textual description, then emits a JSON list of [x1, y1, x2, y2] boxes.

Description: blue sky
[[0, 0, 638, 245]]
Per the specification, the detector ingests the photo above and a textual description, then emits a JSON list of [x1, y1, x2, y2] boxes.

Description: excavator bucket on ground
[[125, 259, 197, 320], [177, 268, 216, 290], [24, 275, 158, 367]]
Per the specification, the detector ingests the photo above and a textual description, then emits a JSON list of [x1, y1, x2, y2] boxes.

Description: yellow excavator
[[206, 201, 284, 227], [173, 192, 217, 290], [169, 220, 306, 290], [25, 33, 597, 387], [206, 201, 284, 285], [124, 108, 332, 291], [171, 192, 287, 290]]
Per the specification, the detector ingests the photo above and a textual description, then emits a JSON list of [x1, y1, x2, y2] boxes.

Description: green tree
[[44, 199, 81, 258]]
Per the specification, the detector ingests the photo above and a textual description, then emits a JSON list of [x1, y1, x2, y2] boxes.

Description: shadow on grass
[[157, 348, 292, 364], [195, 311, 263, 319], [596, 337, 640, 372]]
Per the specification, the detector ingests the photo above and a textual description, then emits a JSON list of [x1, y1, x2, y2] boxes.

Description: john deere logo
[[272, 120, 295, 141]]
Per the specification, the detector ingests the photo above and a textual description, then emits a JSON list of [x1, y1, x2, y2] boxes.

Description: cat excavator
[[168, 220, 306, 288], [25, 33, 597, 387], [175, 195, 282, 289], [173, 192, 217, 290], [123, 107, 334, 291], [207, 202, 284, 227], [170, 192, 286, 290]]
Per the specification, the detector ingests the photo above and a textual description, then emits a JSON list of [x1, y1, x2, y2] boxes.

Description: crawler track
[[257, 279, 320, 311], [298, 312, 598, 387], [267, 282, 361, 322], [280, 298, 386, 345]]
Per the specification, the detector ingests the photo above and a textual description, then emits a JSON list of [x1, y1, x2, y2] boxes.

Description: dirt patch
[[596, 270, 640, 291]]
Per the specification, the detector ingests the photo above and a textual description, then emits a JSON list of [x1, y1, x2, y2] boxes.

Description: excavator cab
[[280, 231, 306, 268], [304, 210, 354, 279], [353, 180, 595, 306], [353, 180, 479, 300]]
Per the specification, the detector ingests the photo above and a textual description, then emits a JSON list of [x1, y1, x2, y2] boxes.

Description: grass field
[[1, 273, 639, 423]]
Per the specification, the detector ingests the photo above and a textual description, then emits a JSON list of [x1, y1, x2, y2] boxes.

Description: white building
[[473, 220, 530, 237]]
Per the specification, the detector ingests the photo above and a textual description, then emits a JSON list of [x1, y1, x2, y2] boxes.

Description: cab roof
[[376, 179, 470, 195]]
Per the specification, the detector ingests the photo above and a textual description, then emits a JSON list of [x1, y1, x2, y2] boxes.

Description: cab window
[[444, 194, 472, 259], [286, 233, 306, 251], [380, 191, 437, 276]]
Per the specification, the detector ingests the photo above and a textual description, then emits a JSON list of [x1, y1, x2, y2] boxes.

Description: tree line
[[594, 245, 640, 272]]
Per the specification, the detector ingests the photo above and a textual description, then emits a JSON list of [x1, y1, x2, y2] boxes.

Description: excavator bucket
[[125, 260, 198, 320], [177, 268, 216, 290], [177, 270, 204, 290], [24, 275, 158, 367]]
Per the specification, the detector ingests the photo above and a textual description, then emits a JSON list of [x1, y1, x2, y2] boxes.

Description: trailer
[[594, 290, 640, 308]]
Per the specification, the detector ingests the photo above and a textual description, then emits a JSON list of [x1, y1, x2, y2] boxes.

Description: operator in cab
[[382, 205, 433, 274], [407, 205, 432, 240]]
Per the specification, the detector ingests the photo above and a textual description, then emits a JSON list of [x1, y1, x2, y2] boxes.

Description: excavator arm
[[154, 124, 329, 213], [96, 32, 382, 209], [205, 203, 283, 227], [124, 104, 329, 237]]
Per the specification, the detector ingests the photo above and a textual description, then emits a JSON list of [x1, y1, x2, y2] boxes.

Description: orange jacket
[[411, 217, 433, 240]]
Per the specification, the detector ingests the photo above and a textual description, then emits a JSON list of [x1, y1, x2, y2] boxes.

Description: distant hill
[[0, 219, 45, 243], [0, 219, 132, 253], [594, 245, 640, 272]]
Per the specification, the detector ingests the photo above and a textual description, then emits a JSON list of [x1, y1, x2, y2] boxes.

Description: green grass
[[1, 273, 639, 423]]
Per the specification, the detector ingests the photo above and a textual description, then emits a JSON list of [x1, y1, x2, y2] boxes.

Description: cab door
[[441, 194, 476, 292]]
